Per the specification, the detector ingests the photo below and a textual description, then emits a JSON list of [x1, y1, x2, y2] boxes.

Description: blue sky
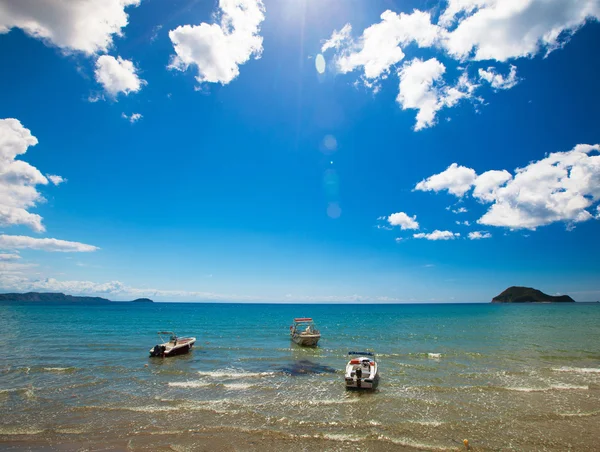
[[0, 0, 599, 302]]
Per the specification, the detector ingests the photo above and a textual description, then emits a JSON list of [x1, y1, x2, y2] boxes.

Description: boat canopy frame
[[157, 331, 177, 342], [293, 317, 314, 323]]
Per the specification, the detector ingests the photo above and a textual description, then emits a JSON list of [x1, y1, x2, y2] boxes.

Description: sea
[[1, 301, 599, 451]]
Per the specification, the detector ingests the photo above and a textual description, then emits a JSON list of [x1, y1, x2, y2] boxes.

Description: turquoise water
[[1, 301, 600, 450]]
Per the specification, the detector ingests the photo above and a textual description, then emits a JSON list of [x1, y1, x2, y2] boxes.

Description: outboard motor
[[151, 344, 167, 357]]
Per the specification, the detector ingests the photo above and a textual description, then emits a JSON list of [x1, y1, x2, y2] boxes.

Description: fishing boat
[[290, 318, 321, 346], [149, 331, 196, 358], [345, 351, 379, 389]]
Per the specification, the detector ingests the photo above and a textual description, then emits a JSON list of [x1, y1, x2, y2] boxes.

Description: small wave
[[0, 387, 35, 398], [223, 382, 254, 390], [407, 420, 445, 427], [505, 384, 588, 392], [197, 370, 275, 379], [43, 367, 77, 373], [54, 427, 90, 434], [320, 433, 363, 442], [146, 429, 187, 435], [168, 381, 211, 389], [428, 353, 442, 359], [553, 366, 600, 374], [285, 397, 360, 407], [0, 427, 45, 436], [557, 410, 600, 418]]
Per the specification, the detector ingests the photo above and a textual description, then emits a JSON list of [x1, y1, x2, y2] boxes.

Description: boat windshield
[[292, 319, 319, 334]]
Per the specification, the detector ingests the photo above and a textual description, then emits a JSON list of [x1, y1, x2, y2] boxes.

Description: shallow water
[[1, 301, 599, 450]]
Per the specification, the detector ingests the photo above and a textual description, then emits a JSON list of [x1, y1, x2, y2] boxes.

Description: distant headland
[[0, 292, 153, 303], [492, 286, 574, 303]]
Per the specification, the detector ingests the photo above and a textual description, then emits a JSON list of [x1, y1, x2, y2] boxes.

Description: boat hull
[[345, 374, 379, 390], [149, 338, 196, 358], [291, 334, 320, 347]]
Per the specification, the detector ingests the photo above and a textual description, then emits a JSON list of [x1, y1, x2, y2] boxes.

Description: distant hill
[[492, 286, 575, 303], [0, 292, 153, 303], [131, 298, 154, 303]]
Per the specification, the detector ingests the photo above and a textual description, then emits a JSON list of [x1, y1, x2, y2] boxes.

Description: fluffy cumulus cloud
[[415, 163, 477, 196], [397, 58, 445, 130], [472, 170, 513, 202], [468, 231, 492, 239], [413, 230, 460, 240], [441, 0, 600, 61], [387, 212, 419, 230], [417, 144, 600, 230], [396, 58, 478, 130], [321, 10, 442, 81], [0, 0, 141, 54], [320, 0, 600, 130], [168, 0, 265, 85], [46, 174, 65, 185], [0, 118, 53, 232], [479, 144, 600, 229], [479, 65, 519, 90], [95, 55, 145, 97], [0, 234, 99, 252]]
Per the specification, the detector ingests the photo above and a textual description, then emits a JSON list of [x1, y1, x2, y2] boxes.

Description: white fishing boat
[[149, 331, 196, 358], [290, 318, 321, 346], [345, 351, 379, 389]]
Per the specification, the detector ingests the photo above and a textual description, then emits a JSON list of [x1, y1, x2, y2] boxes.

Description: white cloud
[[417, 144, 600, 230], [47, 175, 66, 185], [0, 273, 413, 303], [168, 0, 265, 85], [0, 0, 141, 54], [442, 0, 600, 62], [0, 118, 56, 232], [472, 169, 513, 202], [415, 162, 477, 196], [121, 112, 143, 123], [0, 235, 99, 252], [0, 261, 38, 273], [478, 144, 600, 229], [413, 230, 460, 240], [452, 207, 468, 214], [318, 1, 599, 131], [321, 24, 352, 53], [479, 65, 519, 90], [0, 252, 20, 261], [396, 59, 478, 130], [387, 212, 419, 230], [456, 220, 471, 226], [322, 10, 442, 81], [397, 58, 446, 130], [94, 55, 145, 97], [468, 231, 492, 239]]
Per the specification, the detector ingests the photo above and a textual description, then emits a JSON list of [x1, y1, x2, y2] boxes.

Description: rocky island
[[492, 286, 574, 303], [0, 292, 153, 303]]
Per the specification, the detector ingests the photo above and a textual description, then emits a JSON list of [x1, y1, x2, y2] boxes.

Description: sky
[[0, 0, 599, 303]]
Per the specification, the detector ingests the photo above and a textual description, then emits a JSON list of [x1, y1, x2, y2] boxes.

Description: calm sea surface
[[1, 301, 599, 451]]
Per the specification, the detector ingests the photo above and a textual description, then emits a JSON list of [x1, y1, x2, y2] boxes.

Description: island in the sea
[[0, 292, 153, 303], [492, 286, 574, 303]]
